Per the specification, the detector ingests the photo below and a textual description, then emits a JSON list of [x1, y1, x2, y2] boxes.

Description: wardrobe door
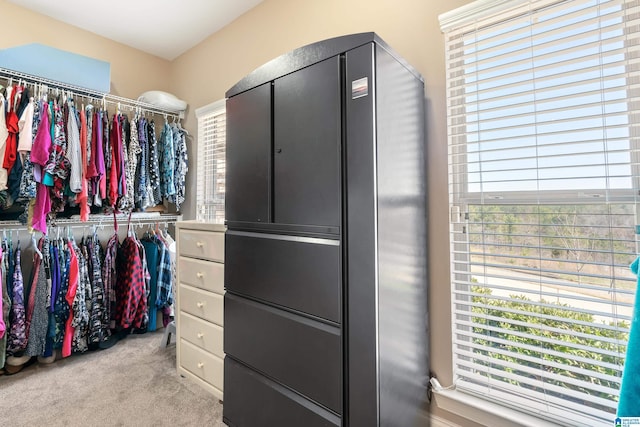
[[273, 57, 341, 228], [225, 83, 271, 223]]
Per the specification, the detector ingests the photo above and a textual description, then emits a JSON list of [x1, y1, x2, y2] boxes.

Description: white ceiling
[[8, 0, 264, 61]]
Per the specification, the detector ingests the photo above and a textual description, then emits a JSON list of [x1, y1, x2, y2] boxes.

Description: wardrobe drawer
[[179, 230, 224, 262], [179, 312, 224, 358], [179, 284, 224, 326], [224, 357, 340, 427], [180, 339, 224, 391], [224, 293, 342, 413], [178, 257, 224, 294], [225, 231, 341, 322]]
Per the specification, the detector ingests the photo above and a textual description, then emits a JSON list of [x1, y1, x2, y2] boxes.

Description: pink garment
[[109, 141, 118, 208], [62, 241, 79, 358], [0, 246, 4, 339], [32, 182, 51, 234], [86, 111, 98, 179], [30, 102, 52, 168]]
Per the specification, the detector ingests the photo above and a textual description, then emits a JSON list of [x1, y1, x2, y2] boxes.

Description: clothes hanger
[[31, 233, 42, 258]]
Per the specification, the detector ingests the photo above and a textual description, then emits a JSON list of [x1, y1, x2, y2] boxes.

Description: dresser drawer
[[225, 293, 342, 413], [179, 257, 224, 293], [179, 230, 224, 262], [180, 284, 224, 326], [179, 312, 224, 358], [224, 357, 340, 427], [180, 339, 224, 390], [225, 231, 341, 322]]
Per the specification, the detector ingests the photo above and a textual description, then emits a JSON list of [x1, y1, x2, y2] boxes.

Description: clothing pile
[[0, 83, 188, 232], [0, 223, 175, 374]]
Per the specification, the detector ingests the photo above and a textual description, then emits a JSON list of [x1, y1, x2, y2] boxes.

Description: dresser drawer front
[[180, 339, 224, 390], [224, 293, 342, 413], [179, 284, 224, 326], [179, 230, 224, 261], [224, 357, 340, 427], [178, 257, 224, 293], [179, 312, 224, 358], [225, 231, 341, 322]]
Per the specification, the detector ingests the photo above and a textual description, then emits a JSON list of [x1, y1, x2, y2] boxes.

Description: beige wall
[[171, 0, 476, 425], [0, 0, 172, 99]]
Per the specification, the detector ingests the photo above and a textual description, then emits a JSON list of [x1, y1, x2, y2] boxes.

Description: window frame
[[195, 98, 227, 223], [440, 0, 639, 425]]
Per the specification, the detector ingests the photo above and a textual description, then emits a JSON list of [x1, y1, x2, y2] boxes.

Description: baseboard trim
[[431, 413, 461, 427]]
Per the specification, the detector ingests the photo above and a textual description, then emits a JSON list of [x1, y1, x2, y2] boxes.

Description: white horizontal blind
[[196, 100, 226, 223], [442, 0, 640, 424]]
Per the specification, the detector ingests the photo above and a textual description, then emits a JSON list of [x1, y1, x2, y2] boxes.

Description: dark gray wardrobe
[[223, 33, 428, 427]]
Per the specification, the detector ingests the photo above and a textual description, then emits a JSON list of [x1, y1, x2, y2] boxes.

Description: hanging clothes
[[0, 92, 10, 191], [0, 244, 10, 369], [87, 234, 108, 347], [62, 238, 78, 358], [77, 104, 90, 221], [43, 240, 60, 357], [30, 101, 53, 234], [6, 149, 23, 209], [171, 124, 188, 211], [53, 241, 70, 349], [25, 238, 48, 356], [108, 113, 122, 208], [85, 105, 95, 186], [155, 236, 174, 315], [159, 121, 175, 201], [135, 117, 148, 209], [141, 235, 159, 332], [17, 96, 35, 153], [66, 100, 82, 194], [101, 109, 110, 203], [126, 114, 140, 210], [116, 114, 130, 211], [88, 108, 105, 207], [6, 239, 13, 304], [71, 241, 91, 353], [102, 229, 119, 329], [115, 230, 148, 330], [47, 101, 71, 214], [16, 96, 38, 217], [3, 85, 21, 174], [0, 246, 5, 339], [6, 244, 26, 355], [148, 120, 161, 207]]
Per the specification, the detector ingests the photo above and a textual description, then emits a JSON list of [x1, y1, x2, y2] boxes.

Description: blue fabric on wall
[[618, 256, 640, 416]]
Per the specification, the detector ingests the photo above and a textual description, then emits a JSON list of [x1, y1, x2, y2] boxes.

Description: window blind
[[195, 100, 226, 223], [441, 0, 640, 424]]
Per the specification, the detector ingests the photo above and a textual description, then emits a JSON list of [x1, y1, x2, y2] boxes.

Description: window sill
[[433, 388, 563, 427]]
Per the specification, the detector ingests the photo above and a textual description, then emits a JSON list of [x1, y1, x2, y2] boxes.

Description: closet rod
[[0, 67, 184, 119], [0, 213, 182, 230]]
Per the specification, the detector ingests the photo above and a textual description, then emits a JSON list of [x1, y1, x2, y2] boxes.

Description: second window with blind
[[195, 99, 227, 223], [441, 0, 639, 425]]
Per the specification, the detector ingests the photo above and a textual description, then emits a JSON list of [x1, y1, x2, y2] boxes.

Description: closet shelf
[[0, 67, 184, 119], [0, 213, 183, 230]]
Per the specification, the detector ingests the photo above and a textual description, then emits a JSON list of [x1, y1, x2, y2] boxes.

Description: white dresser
[[175, 221, 226, 401]]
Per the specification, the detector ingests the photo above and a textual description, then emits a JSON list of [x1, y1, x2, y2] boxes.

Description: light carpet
[[0, 330, 225, 427]]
